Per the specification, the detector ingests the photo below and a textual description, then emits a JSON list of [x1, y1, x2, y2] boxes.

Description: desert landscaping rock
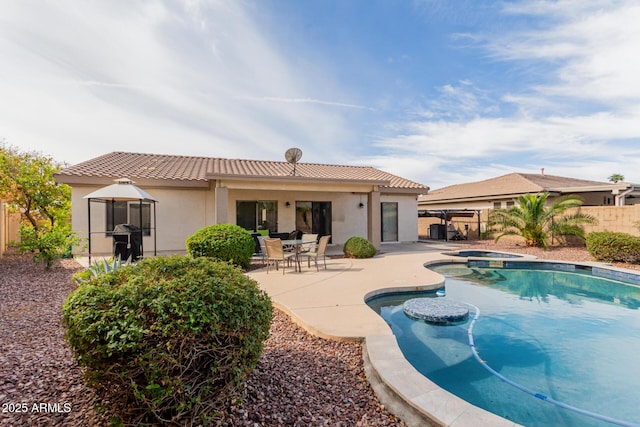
[[1, 240, 634, 426], [0, 255, 112, 427], [0, 252, 404, 426]]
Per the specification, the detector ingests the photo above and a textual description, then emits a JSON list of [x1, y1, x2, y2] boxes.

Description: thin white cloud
[[75, 81, 139, 89], [490, 1, 640, 103], [242, 96, 374, 111], [0, 1, 360, 165], [371, 0, 640, 189], [2, 0, 638, 192]]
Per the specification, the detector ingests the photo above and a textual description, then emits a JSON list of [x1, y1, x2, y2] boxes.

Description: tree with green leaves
[[0, 142, 78, 268], [487, 192, 597, 248], [608, 173, 625, 183]]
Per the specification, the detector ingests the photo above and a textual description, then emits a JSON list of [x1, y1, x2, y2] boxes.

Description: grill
[[112, 224, 142, 261]]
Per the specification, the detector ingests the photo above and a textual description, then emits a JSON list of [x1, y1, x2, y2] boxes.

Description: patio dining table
[[281, 239, 316, 272]]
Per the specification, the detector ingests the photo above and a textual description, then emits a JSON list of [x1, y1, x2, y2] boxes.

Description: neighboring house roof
[[419, 172, 620, 203], [55, 151, 428, 192]]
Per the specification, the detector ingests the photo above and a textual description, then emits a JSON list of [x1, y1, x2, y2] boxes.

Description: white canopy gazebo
[[83, 178, 158, 262]]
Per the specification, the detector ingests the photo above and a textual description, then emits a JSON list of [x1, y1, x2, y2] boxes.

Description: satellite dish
[[285, 147, 303, 175]]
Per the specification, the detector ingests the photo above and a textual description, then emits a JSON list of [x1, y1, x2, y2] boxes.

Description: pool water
[[367, 263, 640, 427], [450, 250, 524, 258]]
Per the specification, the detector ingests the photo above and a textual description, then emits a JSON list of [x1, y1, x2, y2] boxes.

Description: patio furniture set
[[258, 234, 331, 274]]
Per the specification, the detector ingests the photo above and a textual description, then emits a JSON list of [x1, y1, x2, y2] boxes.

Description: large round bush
[[186, 223, 255, 269], [62, 256, 272, 425], [343, 236, 377, 258], [586, 231, 640, 263]]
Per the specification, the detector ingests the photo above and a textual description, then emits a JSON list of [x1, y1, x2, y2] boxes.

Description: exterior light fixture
[[285, 201, 291, 208]]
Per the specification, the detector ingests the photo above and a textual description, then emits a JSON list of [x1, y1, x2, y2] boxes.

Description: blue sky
[[1, 0, 639, 190]]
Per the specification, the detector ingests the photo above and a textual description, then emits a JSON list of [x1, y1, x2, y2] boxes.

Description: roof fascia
[[54, 175, 210, 189], [208, 173, 391, 186], [550, 185, 627, 193], [380, 187, 428, 195], [419, 191, 562, 204]]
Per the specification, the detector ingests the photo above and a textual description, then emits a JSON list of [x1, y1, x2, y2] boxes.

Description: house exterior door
[[296, 201, 332, 239], [381, 202, 398, 242], [236, 200, 277, 232]]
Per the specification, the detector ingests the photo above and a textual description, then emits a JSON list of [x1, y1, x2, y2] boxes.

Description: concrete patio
[[246, 241, 520, 427]]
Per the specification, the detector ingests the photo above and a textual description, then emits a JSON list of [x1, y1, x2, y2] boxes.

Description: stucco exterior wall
[[381, 194, 420, 243], [227, 189, 369, 245], [70, 181, 420, 257]]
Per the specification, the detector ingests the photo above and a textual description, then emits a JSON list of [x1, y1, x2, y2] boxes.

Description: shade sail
[[418, 209, 479, 221], [83, 178, 158, 202]]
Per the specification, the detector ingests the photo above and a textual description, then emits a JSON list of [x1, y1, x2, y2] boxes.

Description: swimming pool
[[443, 250, 526, 258], [367, 261, 640, 427]]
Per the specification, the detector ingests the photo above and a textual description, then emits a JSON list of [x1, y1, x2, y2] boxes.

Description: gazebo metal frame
[[83, 178, 158, 263]]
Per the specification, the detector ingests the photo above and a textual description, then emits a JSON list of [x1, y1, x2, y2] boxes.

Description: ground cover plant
[[62, 255, 272, 425], [186, 223, 255, 269], [343, 236, 377, 258]]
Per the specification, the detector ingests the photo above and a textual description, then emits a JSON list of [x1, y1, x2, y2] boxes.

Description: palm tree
[[608, 173, 625, 183], [487, 192, 597, 248]]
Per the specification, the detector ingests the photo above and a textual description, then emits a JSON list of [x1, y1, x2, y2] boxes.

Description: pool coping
[[246, 243, 637, 427]]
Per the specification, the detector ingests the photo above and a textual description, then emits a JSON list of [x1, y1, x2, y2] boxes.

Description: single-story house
[[417, 171, 640, 240], [55, 151, 429, 257]]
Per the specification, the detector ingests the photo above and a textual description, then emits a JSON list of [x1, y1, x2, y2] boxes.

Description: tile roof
[[419, 172, 611, 202], [55, 151, 428, 190], [55, 152, 211, 181]]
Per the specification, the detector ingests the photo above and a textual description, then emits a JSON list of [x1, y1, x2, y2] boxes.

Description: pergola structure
[[418, 209, 482, 241], [83, 178, 158, 263]]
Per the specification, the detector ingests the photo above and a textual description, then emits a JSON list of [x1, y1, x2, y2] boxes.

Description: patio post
[[87, 198, 92, 263], [367, 189, 381, 249]]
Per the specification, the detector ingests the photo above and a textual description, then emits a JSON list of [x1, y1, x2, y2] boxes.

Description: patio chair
[[300, 233, 318, 253], [301, 235, 331, 271], [256, 235, 267, 265], [289, 230, 301, 240], [280, 230, 300, 252], [264, 238, 296, 274]]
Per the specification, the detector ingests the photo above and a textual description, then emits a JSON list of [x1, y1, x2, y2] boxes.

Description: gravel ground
[[456, 238, 640, 271], [0, 252, 404, 427], [216, 311, 404, 427], [0, 255, 112, 427], [1, 242, 637, 426]]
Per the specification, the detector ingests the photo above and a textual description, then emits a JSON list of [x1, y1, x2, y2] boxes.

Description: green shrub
[[343, 236, 377, 258], [62, 256, 272, 425], [185, 224, 255, 269], [73, 256, 129, 285], [586, 231, 640, 263], [19, 223, 80, 269]]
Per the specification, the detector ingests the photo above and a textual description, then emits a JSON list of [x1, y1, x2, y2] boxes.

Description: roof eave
[[381, 187, 428, 195], [552, 184, 635, 193], [419, 191, 562, 204], [207, 173, 392, 186], [54, 174, 210, 188]]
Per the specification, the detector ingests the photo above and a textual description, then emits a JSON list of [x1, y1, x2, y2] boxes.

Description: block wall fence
[[418, 205, 640, 241]]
